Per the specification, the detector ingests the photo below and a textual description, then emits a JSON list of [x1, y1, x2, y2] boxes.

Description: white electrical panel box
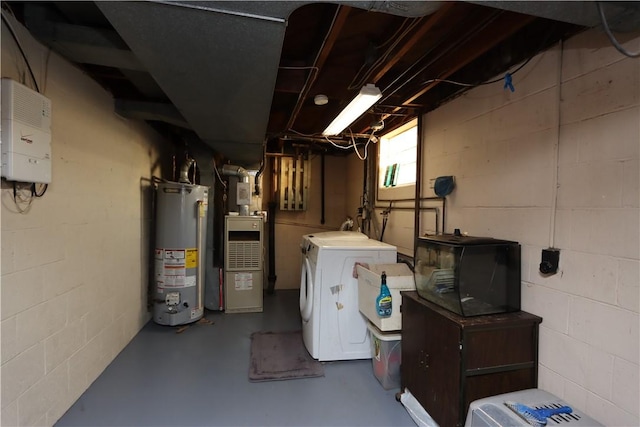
[[1, 78, 52, 183]]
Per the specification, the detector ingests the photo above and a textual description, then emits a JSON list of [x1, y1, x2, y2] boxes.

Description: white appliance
[[465, 389, 603, 427], [1, 78, 52, 183], [299, 231, 397, 361], [224, 215, 263, 313]]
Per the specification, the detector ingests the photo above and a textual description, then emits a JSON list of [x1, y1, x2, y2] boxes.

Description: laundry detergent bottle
[[376, 271, 392, 318]]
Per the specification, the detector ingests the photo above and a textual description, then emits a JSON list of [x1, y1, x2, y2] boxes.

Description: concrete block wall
[[272, 155, 351, 289], [421, 29, 639, 425], [1, 17, 167, 426]]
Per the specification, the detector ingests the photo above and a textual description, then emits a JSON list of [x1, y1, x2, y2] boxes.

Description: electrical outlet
[[539, 248, 560, 275]]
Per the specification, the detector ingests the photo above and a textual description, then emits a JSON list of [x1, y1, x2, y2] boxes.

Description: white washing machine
[[299, 231, 397, 361]]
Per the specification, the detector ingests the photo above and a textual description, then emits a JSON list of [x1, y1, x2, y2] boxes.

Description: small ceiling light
[[314, 94, 329, 105], [322, 84, 382, 136]]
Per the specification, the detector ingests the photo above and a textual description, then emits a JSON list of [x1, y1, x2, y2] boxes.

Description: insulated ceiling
[[97, 1, 290, 165]]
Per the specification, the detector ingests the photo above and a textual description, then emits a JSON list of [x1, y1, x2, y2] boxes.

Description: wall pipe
[[267, 201, 277, 294], [179, 158, 195, 184], [320, 153, 325, 224], [379, 205, 441, 234], [376, 195, 445, 203], [196, 200, 205, 310], [414, 115, 424, 256], [363, 153, 368, 234], [548, 40, 563, 248]]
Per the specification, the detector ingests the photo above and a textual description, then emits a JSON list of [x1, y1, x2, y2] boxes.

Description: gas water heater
[[154, 182, 209, 326]]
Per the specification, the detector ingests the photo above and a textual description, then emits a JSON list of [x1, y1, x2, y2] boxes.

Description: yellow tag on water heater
[[186, 249, 197, 268]]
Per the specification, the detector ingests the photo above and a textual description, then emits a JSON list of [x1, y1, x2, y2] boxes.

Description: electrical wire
[[11, 182, 34, 214], [349, 128, 377, 161], [379, 201, 392, 242], [324, 136, 352, 150], [211, 159, 227, 190], [351, 132, 366, 160], [348, 17, 423, 90], [32, 183, 48, 197], [596, 1, 640, 58], [279, 66, 319, 72], [278, 66, 320, 95], [288, 126, 378, 160], [379, 11, 502, 105], [1, 8, 40, 93], [419, 54, 536, 89], [376, 18, 412, 50], [348, 18, 414, 90], [288, 128, 318, 138], [415, 19, 569, 93], [288, 128, 375, 141], [323, 131, 378, 161]]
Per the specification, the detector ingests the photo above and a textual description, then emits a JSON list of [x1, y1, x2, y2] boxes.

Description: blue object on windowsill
[[504, 72, 515, 92]]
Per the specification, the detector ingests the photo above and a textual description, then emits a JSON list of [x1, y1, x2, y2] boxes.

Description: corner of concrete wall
[[1, 16, 169, 426], [420, 29, 639, 425]]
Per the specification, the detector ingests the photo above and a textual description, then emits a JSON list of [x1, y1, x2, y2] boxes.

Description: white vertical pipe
[[549, 40, 564, 248]]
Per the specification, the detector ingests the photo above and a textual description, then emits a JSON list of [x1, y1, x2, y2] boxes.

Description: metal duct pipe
[[179, 158, 195, 184], [222, 164, 250, 216]]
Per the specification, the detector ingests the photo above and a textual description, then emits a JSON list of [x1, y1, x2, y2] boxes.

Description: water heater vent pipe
[[179, 158, 195, 184]]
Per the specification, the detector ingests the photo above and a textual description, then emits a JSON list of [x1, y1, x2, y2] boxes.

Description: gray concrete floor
[[55, 290, 415, 426]]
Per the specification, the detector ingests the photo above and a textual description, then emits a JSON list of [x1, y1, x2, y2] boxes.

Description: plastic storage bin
[[367, 323, 401, 390], [357, 263, 415, 331], [465, 388, 603, 426]]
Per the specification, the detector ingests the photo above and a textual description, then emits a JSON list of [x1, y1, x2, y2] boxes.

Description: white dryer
[[299, 231, 397, 361]]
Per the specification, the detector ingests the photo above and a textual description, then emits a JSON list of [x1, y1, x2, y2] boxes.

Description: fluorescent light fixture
[[322, 84, 382, 136]]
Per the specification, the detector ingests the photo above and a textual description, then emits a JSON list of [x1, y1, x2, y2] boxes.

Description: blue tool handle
[[537, 406, 572, 418]]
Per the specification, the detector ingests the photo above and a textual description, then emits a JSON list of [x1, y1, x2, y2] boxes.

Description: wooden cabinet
[[401, 291, 542, 427]]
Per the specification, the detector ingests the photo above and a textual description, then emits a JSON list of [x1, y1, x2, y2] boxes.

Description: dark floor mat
[[249, 330, 324, 382]]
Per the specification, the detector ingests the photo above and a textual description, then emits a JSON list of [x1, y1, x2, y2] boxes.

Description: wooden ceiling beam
[[358, 11, 536, 134], [402, 12, 536, 106], [357, 7, 503, 132], [285, 5, 351, 131], [370, 2, 456, 84]]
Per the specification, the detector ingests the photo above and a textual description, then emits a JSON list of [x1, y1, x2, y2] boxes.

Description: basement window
[[377, 118, 417, 200]]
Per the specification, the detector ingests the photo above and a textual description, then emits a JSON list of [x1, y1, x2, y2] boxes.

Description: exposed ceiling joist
[[370, 3, 455, 84], [285, 5, 351, 131], [403, 12, 536, 105]]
